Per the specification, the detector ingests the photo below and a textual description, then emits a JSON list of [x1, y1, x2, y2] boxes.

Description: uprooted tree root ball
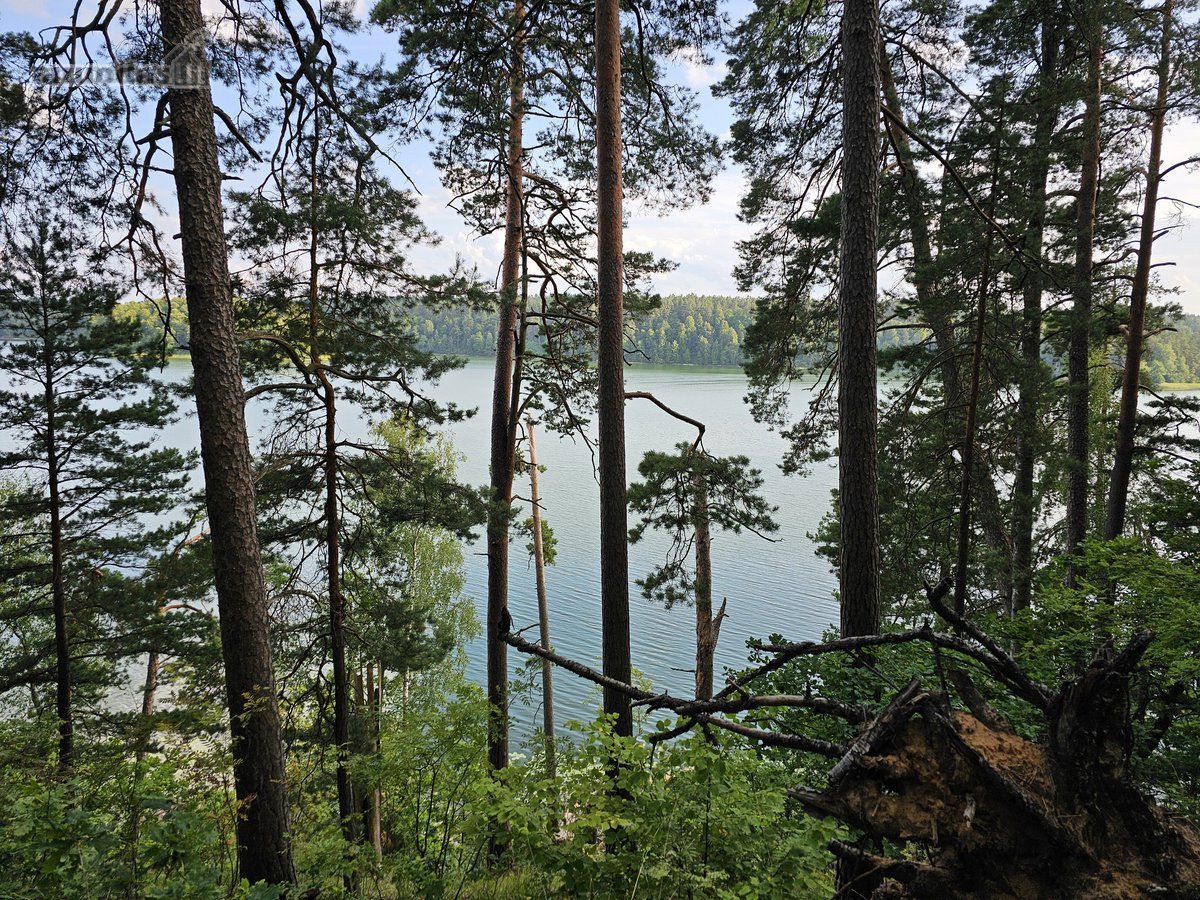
[[795, 680, 1200, 897], [505, 585, 1200, 899]]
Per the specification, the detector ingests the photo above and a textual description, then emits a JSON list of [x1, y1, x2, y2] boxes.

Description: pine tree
[[0, 214, 190, 769], [158, 0, 295, 881], [837, 0, 882, 639], [628, 445, 778, 700], [374, 0, 721, 759], [231, 90, 481, 846]]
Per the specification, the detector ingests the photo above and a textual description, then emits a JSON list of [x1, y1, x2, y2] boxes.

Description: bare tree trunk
[[838, 0, 882, 641], [1012, 13, 1062, 613], [316, 263, 354, 852], [45, 386, 71, 770], [595, 0, 633, 738], [526, 419, 556, 779], [141, 652, 159, 721], [136, 649, 159, 763], [1105, 0, 1173, 541], [158, 0, 294, 884], [1065, 2, 1104, 575], [692, 475, 723, 701], [953, 240, 994, 619], [366, 663, 383, 861], [486, 3, 525, 775]]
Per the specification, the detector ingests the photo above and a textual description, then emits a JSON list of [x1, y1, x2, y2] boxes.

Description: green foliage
[[404, 294, 750, 366], [107, 297, 191, 358], [0, 746, 236, 899], [466, 723, 839, 899], [628, 444, 779, 607], [1144, 313, 1200, 385], [345, 419, 482, 676]]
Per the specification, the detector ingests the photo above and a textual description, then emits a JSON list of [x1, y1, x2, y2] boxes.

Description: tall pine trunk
[[306, 111, 357, 849], [323, 382, 355, 842], [1011, 14, 1062, 612], [837, 0, 882, 641], [158, 0, 294, 884], [1065, 2, 1103, 572], [692, 475, 723, 701], [595, 0, 633, 738], [486, 4, 525, 775], [43, 349, 71, 770], [526, 419, 556, 779], [1105, 0, 1173, 540], [837, 3, 883, 884]]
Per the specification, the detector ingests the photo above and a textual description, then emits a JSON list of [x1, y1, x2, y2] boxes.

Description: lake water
[[151, 357, 841, 734], [10, 353, 1196, 737], [0, 354, 843, 733], [428, 360, 840, 738]]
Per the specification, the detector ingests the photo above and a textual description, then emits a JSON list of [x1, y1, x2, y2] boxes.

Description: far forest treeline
[[17, 293, 1200, 382]]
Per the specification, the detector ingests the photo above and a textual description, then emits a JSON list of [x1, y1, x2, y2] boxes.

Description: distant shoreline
[[155, 351, 1200, 389]]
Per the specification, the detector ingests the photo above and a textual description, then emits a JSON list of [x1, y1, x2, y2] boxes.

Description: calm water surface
[[3, 356, 844, 731], [12, 353, 1197, 735], [424, 361, 840, 737]]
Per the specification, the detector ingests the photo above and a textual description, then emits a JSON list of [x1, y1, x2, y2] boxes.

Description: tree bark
[[44, 344, 71, 770], [837, 0, 882, 641], [486, 3, 525, 775], [158, 0, 294, 884], [1105, 0, 1173, 541], [1065, 2, 1103, 574], [366, 663, 383, 861], [323, 380, 356, 842], [953, 239, 993, 619], [526, 419, 556, 779], [595, 0, 633, 738], [692, 475, 722, 701], [838, 7, 883, 891], [1012, 13, 1062, 613]]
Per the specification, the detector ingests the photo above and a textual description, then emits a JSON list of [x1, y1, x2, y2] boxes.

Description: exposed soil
[[794, 650, 1200, 898]]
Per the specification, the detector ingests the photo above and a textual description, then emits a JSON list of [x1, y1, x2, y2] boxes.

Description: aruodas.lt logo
[[159, 28, 210, 89], [32, 28, 211, 90]]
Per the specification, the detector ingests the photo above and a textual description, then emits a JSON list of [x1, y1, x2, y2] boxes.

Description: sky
[[2, 0, 1199, 314]]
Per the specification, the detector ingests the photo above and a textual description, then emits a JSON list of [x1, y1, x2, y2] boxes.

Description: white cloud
[[1151, 121, 1200, 314], [670, 46, 728, 91], [627, 168, 752, 296]]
